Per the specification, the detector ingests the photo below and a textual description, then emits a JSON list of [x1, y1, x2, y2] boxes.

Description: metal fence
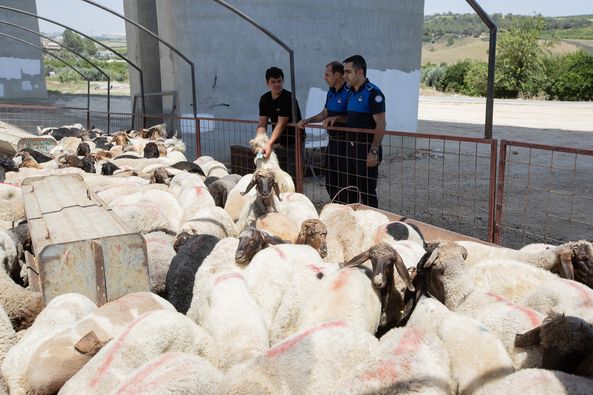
[[2, 103, 592, 247], [494, 140, 593, 248]]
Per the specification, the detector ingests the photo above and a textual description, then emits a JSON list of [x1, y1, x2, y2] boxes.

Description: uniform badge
[[337, 97, 342, 104], [375, 95, 383, 103], [358, 95, 363, 103]]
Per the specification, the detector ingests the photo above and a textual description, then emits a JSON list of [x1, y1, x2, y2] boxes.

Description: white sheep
[[2, 293, 98, 395], [167, 171, 206, 197], [144, 231, 177, 295], [406, 296, 514, 394], [277, 191, 318, 229], [23, 292, 175, 394], [243, 244, 325, 330], [474, 368, 593, 395], [194, 155, 214, 166], [223, 173, 256, 221], [255, 212, 299, 243], [202, 271, 269, 370], [0, 307, 17, 393], [110, 189, 182, 234], [353, 208, 390, 250], [200, 160, 229, 178], [185, 237, 244, 325], [235, 169, 281, 232], [111, 352, 223, 395], [176, 184, 216, 222], [220, 320, 378, 394], [319, 203, 364, 263], [179, 206, 238, 239], [58, 309, 219, 395], [249, 133, 295, 194], [0, 183, 24, 229], [0, 264, 44, 332]]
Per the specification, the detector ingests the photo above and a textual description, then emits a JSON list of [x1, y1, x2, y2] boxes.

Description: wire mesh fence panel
[[303, 126, 496, 241], [0, 104, 88, 133], [495, 140, 593, 248]]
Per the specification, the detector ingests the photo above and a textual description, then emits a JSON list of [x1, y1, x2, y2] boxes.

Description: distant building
[[42, 41, 61, 51]]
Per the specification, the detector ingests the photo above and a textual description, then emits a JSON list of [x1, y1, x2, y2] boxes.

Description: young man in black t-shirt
[[256, 67, 304, 179]]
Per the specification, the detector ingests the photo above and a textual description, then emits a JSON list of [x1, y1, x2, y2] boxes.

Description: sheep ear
[[273, 180, 281, 201], [514, 326, 542, 347], [295, 230, 306, 245], [240, 179, 256, 196], [393, 253, 415, 292], [74, 331, 109, 356], [558, 252, 575, 280], [340, 250, 371, 268]]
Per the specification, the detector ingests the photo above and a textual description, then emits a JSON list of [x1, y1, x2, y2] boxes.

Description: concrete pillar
[[0, 0, 47, 100]]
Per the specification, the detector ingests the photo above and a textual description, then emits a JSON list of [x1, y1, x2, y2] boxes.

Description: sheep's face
[[0, 158, 19, 172], [112, 133, 130, 146], [77, 142, 91, 157], [101, 162, 119, 176], [144, 142, 160, 159], [567, 241, 593, 288], [298, 220, 328, 258], [173, 232, 192, 252], [419, 246, 447, 303], [370, 255, 394, 290], [151, 168, 170, 184], [235, 228, 265, 264], [82, 156, 96, 173], [255, 173, 275, 198]]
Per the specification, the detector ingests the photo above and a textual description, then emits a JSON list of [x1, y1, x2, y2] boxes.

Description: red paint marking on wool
[[306, 264, 323, 273], [195, 186, 204, 196], [266, 321, 345, 358], [114, 352, 179, 395], [89, 311, 158, 388], [273, 246, 287, 259], [0, 182, 20, 187], [486, 292, 542, 327], [214, 272, 244, 286], [372, 225, 386, 245], [562, 279, 593, 307], [332, 269, 350, 290]]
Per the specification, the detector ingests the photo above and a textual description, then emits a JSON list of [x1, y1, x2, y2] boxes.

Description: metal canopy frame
[[465, 0, 497, 139], [0, 19, 112, 132], [0, 4, 146, 125], [0, 32, 93, 128]]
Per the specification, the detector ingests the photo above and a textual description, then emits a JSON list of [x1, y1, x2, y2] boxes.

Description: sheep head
[[101, 162, 119, 176], [111, 132, 130, 146], [150, 168, 172, 185], [235, 227, 289, 264], [340, 242, 414, 292], [555, 241, 593, 289], [296, 219, 328, 258], [81, 156, 96, 173], [77, 142, 91, 156], [143, 142, 160, 159], [240, 169, 281, 201]]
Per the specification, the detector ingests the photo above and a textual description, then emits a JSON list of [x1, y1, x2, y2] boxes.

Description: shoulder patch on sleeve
[[375, 95, 383, 103]]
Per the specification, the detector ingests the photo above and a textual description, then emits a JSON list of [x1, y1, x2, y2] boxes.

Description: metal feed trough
[[21, 174, 150, 306]]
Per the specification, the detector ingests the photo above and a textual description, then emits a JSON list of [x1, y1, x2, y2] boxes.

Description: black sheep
[[101, 162, 120, 176], [171, 161, 205, 176], [77, 142, 91, 157], [164, 234, 219, 313], [143, 142, 160, 158], [19, 148, 52, 163]]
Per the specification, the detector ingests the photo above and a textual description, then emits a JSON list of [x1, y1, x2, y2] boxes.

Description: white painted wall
[[0, 57, 41, 79]]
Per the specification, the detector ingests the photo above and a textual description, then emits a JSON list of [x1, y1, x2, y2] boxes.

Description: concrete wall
[[0, 0, 47, 100], [125, 0, 424, 133]]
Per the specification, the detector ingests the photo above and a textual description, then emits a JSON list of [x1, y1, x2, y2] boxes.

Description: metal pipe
[[465, 0, 497, 139], [0, 19, 111, 131], [81, 0, 197, 122], [0, 32, 91, 118], [0, 4, 146, 128], [213, 0, 301, 191]]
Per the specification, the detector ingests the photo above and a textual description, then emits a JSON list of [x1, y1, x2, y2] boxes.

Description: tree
[[82, 37, 97, 56], [495, 16, 549, 98], [62, 29, 84, 53]]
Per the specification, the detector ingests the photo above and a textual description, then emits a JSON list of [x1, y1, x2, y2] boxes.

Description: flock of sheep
[[0, 123, 592, 394]]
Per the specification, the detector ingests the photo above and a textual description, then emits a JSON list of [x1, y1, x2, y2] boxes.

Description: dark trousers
[[325, 137, 351, 203], [348, 142, 381, 208]]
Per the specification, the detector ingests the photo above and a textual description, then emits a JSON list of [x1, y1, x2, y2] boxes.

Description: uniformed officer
[[342, 55, 386, 208], [297, 61, 351, 202], [256, 67, 304, 179]]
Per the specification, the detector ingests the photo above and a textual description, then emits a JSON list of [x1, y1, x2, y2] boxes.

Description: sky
[[35, 0, 592, 36]]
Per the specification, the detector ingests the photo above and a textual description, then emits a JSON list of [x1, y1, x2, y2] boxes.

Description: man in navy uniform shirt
[[256, 67, 304, 179], [342, 55, 386, 208], [297, 61, 351, 202]]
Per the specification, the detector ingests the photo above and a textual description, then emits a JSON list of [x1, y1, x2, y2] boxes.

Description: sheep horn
[[393, 252, 415, 292], [340, 250, 371, 268], [514, 326, 542, 347], [240, 179, 257, 196], [558, 252, 575, 280]]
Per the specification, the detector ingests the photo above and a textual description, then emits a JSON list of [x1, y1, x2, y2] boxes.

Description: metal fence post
[[195, 117, 202, 159], [487, 139, 498, 243], [493, 140, 508, 244]]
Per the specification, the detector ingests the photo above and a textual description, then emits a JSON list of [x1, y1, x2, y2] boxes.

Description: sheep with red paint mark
[[354, 208, 390, 250], [176, 185, 216, 222], [111, 352, 223, 395], [23, 292, 175, 394], [2, 293, 98, 395], [406, 296, 514, 394], [345, 326, 451, 394], [167, 171, 206, 197], [243, 244, 324, 330], [59, 309, 218, 395], [223, 173, 257, 221], [276, 191, 318, 229], [202, 271, 269, 370], [220, 320, 378, 394], [179, 206, 238, 240], [414, 241, 545, 369]]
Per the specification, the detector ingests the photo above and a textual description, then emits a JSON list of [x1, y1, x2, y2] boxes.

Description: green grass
[[541, 27, 593, 40]]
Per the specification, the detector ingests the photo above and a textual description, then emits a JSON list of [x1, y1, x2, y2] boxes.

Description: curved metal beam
[[81, 0, 197, 121], [0, 19, 111, 131], [213, 0, 301, 192], [0, 32, 92, 127], [466, 0, 497, 139], [0, 4, 146, 120]]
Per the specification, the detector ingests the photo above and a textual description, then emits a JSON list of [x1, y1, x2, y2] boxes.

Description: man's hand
[[264, 143, 273, 159], [367, 151, 379, 167], [322, 116, 338, 128], [297, 119, 308, 129]]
